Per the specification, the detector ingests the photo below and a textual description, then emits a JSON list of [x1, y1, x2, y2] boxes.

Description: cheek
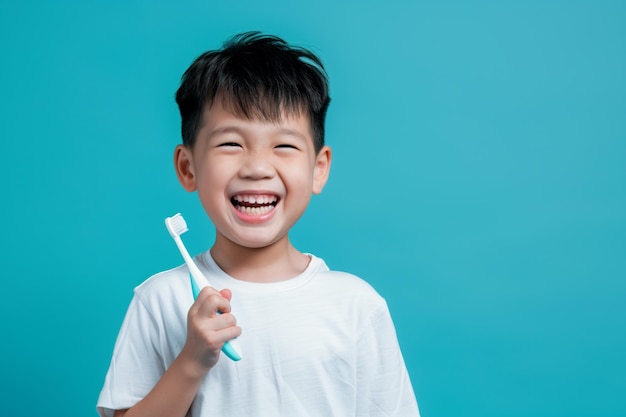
[[287, 172, 315, 194], [197, 158, 232, 186], [195, 167, 229, 206], [284, 160, 316, 183]]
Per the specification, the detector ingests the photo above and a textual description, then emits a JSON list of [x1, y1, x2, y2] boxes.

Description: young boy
[[97, 32, 419, 417]]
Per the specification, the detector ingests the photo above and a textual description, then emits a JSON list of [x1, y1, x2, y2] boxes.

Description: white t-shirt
[[97, 252, 419, 417]]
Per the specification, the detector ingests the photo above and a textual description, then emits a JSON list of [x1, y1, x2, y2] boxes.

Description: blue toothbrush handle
[[190, 275, 242, 361]]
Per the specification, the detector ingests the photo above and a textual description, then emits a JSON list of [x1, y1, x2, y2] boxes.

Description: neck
[[210, 235, 310, 283]]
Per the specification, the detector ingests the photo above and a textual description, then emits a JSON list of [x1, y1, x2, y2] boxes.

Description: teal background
[[1, 1, 624, 416]]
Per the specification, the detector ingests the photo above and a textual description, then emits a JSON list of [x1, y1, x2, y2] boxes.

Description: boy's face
[[174, 100, 331, 250]]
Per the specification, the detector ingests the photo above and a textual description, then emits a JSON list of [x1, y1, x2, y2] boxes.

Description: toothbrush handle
[[190, 275, 242, 362]]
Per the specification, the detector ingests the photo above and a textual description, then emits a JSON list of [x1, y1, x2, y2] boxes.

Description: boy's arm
[[111, 350, 206, 417], [111, 287, 241, 417]]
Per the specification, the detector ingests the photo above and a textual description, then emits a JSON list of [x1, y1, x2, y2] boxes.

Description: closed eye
[[275, 144, 299, 150], [218, 142, 242, 148]]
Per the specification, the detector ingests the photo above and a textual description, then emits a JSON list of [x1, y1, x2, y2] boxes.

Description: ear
[[312, 145, 332, 195], [174, 144, 197, 192]]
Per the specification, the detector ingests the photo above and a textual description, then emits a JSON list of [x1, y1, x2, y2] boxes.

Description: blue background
[[1, 1, 625, 416]]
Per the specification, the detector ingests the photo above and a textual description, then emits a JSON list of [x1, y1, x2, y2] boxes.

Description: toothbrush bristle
[[166, 213, 188, 236]]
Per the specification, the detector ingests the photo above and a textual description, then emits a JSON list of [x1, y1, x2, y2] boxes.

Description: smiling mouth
[[231, 194, 279, 215]]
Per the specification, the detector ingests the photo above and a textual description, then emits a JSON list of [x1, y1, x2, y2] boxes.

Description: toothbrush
[[165, 213, 242, 362]]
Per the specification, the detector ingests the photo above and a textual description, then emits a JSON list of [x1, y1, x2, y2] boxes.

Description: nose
[[238, 151, 275, 180]]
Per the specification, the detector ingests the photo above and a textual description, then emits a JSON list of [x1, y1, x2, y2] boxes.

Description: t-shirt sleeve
[[356, 302, 420, 417], [96, 294, 166, 417]]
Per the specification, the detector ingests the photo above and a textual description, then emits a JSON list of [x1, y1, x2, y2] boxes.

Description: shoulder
[[311, 261, 388, 312], [132, 262, 192, 313], [306, 262, 396, 341], [316, 268, 380, 294]]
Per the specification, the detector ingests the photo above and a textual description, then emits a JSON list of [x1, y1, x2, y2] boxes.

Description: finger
[[186, 309, 238, 343], [197, 286, 219, 299], [206, 312, 238, 330], [220, 288, 232, 302], [221, 325, 242, 341], [189, 286, 219, 316], [212, 324, 243, 345], [190, 313, 241, 346], [193, 286, 221, 310], [197, 292, 231, 317]]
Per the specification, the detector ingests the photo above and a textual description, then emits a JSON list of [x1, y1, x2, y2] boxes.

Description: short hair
[[175, 31, 331, 153]]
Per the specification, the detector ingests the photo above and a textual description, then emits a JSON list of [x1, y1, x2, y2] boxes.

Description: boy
[[97, 32, 419, 417]]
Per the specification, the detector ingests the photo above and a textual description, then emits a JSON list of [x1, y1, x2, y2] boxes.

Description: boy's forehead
[[202, 98, 313, 136]]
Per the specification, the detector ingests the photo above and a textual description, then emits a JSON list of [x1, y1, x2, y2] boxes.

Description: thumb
[[220, 288, 233, 302]]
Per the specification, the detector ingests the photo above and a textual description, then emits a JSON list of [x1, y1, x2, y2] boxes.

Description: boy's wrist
[[174, 348, 212, 381]]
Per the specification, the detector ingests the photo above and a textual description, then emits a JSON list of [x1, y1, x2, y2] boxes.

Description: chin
[[230, 234, 284, 250]]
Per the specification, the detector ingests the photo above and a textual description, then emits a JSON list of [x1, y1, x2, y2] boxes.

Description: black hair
[[175, 31, 330, 153]]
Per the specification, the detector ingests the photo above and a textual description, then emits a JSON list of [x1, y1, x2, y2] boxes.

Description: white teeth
[[235, 205, 274, 215], [231, 194, 279, 216], [232, 194, 278, 204]]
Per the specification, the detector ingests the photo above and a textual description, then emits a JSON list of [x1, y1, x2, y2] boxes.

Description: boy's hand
[[180, 287, 242, 373]]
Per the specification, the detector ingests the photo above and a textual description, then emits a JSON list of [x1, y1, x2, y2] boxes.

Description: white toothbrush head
[[165, 212, 208, 287], [165, 213, 188, 239]]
